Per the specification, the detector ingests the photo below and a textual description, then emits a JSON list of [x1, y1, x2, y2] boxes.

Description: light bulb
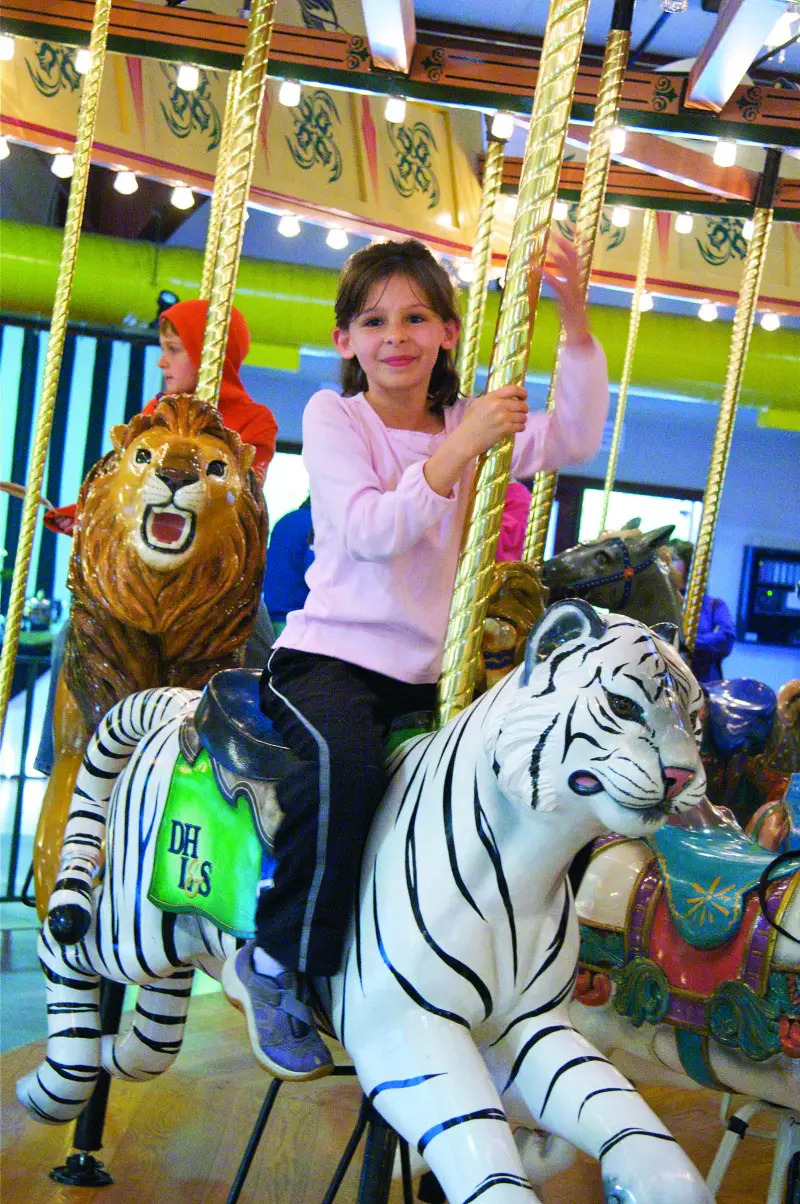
[[759, 312, 780, 332], [609, 125, 626, 155], [279, 79, 301, 107], [661, 0, 688, 10], [170, 184, 194, 210], [176, 64, 200, 92], [638, 290, 654, 312], [277, 213, 301, 237], [0, 135, 9, 161], [51, 152, 75, 179], [553, 199, 569, 221], [0, 34, 15, 62], [75, 48, 91, 75], [384, 95, 407, 124], [490, 111, 515, 141], [457, 260, 475, 284], [742, 218, 754, 240], [675, 213, 694, 234], [698, 300, 718, 322], [713, 139, 737, 167], [326, 226, 349, 250], [114, 169, 138, 195], [611, 205, 630, 228]]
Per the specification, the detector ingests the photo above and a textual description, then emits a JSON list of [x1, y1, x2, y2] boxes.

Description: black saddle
[[194, 669, 295, 780]]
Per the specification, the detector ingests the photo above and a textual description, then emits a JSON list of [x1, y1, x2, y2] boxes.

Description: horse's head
[[541, 525, 682, 626], [483, 600, 706, 839]]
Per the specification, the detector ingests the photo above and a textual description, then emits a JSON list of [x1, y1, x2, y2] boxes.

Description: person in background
[[262, 497, 314, 634], [496, 481, 532, 562], [670, 538, 736, 683]]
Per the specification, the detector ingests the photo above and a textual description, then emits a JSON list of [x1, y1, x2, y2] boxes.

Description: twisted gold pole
[[457, 136, 506, 397], [200, 70, 242, 301], [597, 206, 655, 534], [684, 199, 775, 650], [196, 1, 276, 404], [0, 1, 111, 742], [524, 23, 631, 565], [438, 0, 590, 726]]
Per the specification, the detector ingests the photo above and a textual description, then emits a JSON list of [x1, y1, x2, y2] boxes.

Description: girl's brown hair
[[334, 239, 462, 412]]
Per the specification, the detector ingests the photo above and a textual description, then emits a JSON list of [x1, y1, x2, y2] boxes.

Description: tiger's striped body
[[19, 603, 712, 1203]]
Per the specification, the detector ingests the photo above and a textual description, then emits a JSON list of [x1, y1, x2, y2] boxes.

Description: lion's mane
[[65, 395, 268, 731]]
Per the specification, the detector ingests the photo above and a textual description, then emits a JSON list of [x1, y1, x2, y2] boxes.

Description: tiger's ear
[[651, 621, 681, 651], [522, 599, 606, 684]]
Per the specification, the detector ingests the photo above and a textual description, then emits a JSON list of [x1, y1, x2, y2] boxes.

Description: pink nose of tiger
[[664, 766, 695, 799]]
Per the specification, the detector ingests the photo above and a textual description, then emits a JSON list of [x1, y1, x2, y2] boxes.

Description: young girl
[[222, 237, 609, 1080]]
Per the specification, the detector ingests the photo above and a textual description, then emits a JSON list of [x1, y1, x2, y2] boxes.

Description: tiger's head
[[484, 599, 705, 839]]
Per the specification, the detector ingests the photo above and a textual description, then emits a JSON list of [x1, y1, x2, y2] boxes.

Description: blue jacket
[[262, 503, 314, 625]]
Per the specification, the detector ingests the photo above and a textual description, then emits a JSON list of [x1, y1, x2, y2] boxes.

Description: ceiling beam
[[686, 0, 787, 112], [565, 123, 759, 202], [360, 0, 415, 73]]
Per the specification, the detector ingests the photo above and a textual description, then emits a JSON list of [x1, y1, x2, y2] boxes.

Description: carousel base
[[0, 992, 781, 1203]]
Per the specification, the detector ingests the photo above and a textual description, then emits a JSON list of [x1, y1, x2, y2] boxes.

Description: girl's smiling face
[[332, 273, 459, 409]]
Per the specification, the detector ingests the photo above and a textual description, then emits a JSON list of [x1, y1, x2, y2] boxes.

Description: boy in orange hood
[[44, 299, 277, 535]]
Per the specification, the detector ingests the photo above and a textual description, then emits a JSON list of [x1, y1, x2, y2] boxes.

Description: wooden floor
[[1, 993, 776, 1203]]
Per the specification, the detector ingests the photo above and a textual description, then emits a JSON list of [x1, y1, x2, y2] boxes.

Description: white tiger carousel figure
[[19, 601, 723, 1203]]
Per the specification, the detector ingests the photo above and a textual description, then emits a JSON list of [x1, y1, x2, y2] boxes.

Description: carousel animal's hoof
[[16, 1071, 77, 1125], [222, 943, 333, 1081], [48, 901, 92, 945]]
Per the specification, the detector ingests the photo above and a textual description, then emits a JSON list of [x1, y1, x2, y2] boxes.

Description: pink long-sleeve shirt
[[275, 337, 609, 683]]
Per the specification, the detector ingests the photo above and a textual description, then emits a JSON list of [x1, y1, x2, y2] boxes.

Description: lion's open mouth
[[142, 505, 196, 554]]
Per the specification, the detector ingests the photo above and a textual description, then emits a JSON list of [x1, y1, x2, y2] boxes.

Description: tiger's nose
[[664, 766, 695, 799], [156, 468, 199, 492]]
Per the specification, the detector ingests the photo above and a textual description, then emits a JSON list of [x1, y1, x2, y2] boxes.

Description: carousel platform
[[1, 991, 773, 1203]]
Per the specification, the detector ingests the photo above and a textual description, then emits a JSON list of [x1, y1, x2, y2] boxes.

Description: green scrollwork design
[[286, 89, 343, 184], [766, 970, 800, 1019], [708, 980, 780, 1062], [421, 48, 446, 83], [696, 216, 748, 267], [389, 122, 440, 210], [159, 64, 221, 152], [298, 0, 341, 31], [26, 42, 81, 98], [613, 957, 670, 1029], [579, 924, 626, 970], [735, 85, 762, 122], [652, 76, 679, 112], [347, 35, 371, 70], [556, 204, 626, 252]]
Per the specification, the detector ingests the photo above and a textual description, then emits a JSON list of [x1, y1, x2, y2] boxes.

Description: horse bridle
[[562, 537, 656, 608]]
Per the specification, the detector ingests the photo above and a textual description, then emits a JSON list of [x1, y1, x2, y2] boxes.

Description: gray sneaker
[[222, 942, 333, 1080]]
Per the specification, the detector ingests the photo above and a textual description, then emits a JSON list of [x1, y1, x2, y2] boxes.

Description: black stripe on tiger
[[599, 1128, 678, 1159], [578, 1085, 636, 1122], [539, 1055, 612, 1118], [372, 877, 469, 1029], [474, 781, 517, 978], [442, 723, 486, 920], [502, 1023, 570, 1094], [417, 1108, 507, 1156], [368, 1072, 443, 1102], [405, 807, 493, 1021], [522, 884, 570, 993], [462, 1172, 535, 1201]]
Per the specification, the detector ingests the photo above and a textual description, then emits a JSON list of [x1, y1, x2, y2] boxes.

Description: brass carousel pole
[[523, 0, 635, 565], [457, 133, 507, 397], [199, 70, 242, 301], [438, 0, 591, 726], [0, 1, 112, 742], [195, 0, 276, 404], [684, 149, 781, 650], [597, 206, 655, 534]]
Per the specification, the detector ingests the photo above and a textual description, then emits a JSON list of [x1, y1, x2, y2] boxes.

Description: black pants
[[257, 648, 436, 976]]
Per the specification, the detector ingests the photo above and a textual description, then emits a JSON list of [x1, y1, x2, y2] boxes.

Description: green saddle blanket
[[148, 750, 273, 939]]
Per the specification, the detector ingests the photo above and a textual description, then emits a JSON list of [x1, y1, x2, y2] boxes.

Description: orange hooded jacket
[[44, 299, 277, 536]]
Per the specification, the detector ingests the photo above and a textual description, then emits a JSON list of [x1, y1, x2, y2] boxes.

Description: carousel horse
[[33, 394, 268, 912], [19, 602, 714, 1204], [748, 772, 800, 856], [703, 677, 800, 828], [542, 523, 684, 629]]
